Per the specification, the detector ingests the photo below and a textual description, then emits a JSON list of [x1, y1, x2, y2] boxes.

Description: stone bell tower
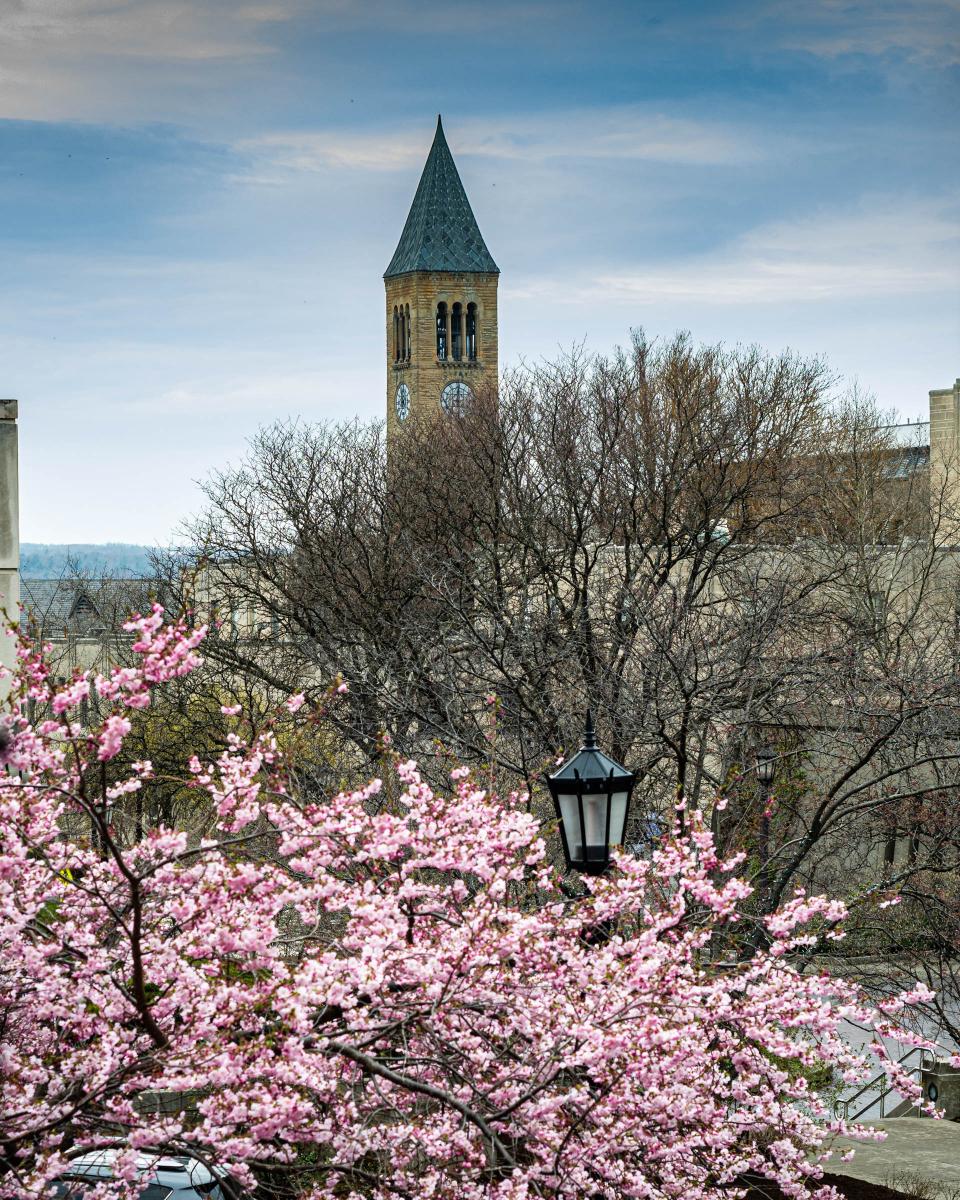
[[384, 116, 499, 438]]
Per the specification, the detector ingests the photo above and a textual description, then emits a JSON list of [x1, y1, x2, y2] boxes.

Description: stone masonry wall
[[385, 271, 499, 442]]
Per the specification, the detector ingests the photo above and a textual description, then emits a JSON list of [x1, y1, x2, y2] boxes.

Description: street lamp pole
[[756, 746, 776, 906]]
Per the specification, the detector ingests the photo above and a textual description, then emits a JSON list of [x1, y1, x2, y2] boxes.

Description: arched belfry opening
[[384, 115, 499, 433], [451, 302, 462, 361], [436, 302, 448, 361]]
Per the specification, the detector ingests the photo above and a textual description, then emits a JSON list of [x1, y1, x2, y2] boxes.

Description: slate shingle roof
[[19, 577, 162, 637], [384, 116, 499, 279]]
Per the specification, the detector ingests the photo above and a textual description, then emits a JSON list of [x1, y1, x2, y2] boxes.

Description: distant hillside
[[20, 543, 157, 579]]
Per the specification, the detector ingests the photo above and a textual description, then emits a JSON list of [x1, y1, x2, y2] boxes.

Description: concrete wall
[[0, 400, 18, 694], [921, 1060, 960, 1120]]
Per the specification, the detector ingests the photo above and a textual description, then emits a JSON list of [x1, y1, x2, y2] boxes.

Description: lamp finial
[[583, 710, 597, 750]]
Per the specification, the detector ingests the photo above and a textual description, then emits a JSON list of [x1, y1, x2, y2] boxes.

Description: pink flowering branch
[[0, 608, 949, 1200]]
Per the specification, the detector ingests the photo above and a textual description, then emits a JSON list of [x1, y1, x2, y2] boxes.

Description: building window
[[436, 302, 448, 360], [405, 304, 411, 361], [451, 302, 462, 361], [883, 829, 897, 866], [393, 306, 399, 362], [466, 302, 477, 360], [868, 588, 888, 635]]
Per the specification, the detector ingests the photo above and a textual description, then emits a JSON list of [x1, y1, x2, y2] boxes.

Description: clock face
[[395, 383, 410, 421], [440, 380, 473, 415]]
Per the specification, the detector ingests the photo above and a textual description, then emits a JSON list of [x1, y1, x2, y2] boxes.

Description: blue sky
[[1, 0, 957, 543]]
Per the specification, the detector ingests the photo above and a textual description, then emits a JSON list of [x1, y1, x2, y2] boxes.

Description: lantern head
[[544, 712, 637, 875]]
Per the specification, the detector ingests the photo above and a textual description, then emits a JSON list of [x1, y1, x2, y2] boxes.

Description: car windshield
[[52, 1182, 172, 1199]]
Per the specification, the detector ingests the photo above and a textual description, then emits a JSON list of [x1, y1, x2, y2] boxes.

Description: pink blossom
[[0, 608, 945, 1200], [97, 714, 131, 761], [898, 983, 936, 1005], [51, 676, 90, 716]]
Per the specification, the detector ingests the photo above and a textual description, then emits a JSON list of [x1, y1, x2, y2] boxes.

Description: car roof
[[65, 1150, 217, 1187]]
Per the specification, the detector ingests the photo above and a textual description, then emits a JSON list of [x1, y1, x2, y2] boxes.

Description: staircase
[[834, 1047, 937, 1122]]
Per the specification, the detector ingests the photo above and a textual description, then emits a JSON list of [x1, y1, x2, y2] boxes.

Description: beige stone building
[[929, 378, 960, 528], [384, 116, 499, 439]]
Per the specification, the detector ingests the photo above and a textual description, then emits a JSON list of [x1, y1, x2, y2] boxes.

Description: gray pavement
[[829, 1119, 960, 1193]]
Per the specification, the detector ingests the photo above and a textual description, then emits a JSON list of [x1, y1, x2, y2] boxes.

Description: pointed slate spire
[[384, 115, 499, 278]]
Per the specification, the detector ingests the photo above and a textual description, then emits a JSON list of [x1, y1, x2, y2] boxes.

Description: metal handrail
[[834, 1047, 937, 1122]]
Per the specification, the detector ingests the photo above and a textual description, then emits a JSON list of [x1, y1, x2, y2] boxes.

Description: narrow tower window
[[436, 302, 448, 360], [393, 306, 400, 362], [466, 303, 477, 360], [451, 302, 462, 361], [405, 304, 411, 361]]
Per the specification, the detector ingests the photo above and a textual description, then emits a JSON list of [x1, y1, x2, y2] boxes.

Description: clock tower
[[385, 116, 499, 438]]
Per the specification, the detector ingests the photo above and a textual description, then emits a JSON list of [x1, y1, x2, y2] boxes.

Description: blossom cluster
[[0, 608, 947, 1199]]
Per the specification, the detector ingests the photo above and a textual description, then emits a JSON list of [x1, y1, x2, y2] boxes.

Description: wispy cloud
[[0, 0, 309, 120], [0, 0, 566, 121], [0, 0, 302, 61], [752, 0, 960, 68], [242, 107, 763, 180], [515, 195, 960, 306]]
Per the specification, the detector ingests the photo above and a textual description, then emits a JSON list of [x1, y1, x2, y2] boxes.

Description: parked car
[[51, 1150, 239, 1198]]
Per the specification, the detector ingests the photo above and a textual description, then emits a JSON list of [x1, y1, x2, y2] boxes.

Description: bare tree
[[183, 335, 833, 781], [166, 331, 960, 1030]]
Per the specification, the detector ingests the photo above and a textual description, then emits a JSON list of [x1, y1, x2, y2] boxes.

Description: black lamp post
[[544, 712, 637, 875], [756, 746, 776, 790], [756, 746, 776, 897]]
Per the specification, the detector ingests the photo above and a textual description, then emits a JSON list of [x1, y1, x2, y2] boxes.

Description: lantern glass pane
[[609, 789, 629, 846], [557, 793, 582, 860], [558, 792, 609, 863]]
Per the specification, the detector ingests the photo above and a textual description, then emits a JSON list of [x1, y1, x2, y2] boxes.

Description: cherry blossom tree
[[0, 608, 948, 1199]]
